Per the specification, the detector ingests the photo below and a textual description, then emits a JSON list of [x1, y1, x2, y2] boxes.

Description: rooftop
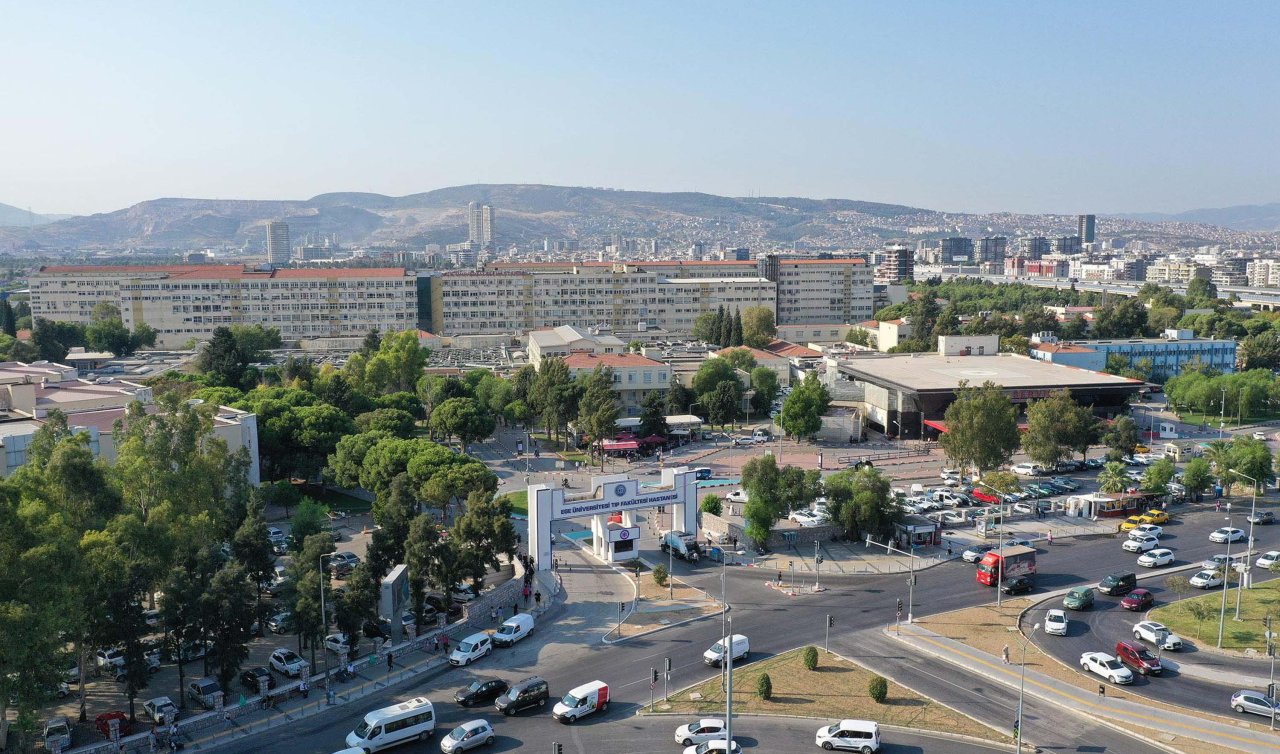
[[837, 352, 1144, 393], [1031, 343, 1098, 354], [38, 265, 407, 279], [714, 346, 783, 361], [562, 353, 666, 369], [762, 339, 822, 359]]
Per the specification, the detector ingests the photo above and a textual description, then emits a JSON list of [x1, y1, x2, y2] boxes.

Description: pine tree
[[718, 306, 732, 347], [0, 299, 14, 337], [731, 309, 744, 347]]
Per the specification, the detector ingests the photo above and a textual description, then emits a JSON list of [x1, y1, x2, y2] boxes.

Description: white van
[[345, 697, 435, 751], [553, 680, 609, 723], [814, 719, 880, 752], [43, 716, 72, 750], [703, 634, 749, 667], [493, 614, 534, 647], [449, 632, 493, 666]]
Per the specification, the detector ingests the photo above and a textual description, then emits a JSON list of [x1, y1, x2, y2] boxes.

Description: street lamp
[[1016, 622, 1040, 753], [1228, 469, 1260, 620], [1220, 387, 1227, 439], [1217, 513, 1235, 649]]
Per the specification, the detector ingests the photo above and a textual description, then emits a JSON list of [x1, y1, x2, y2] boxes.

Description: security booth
[[528, 467, 699, 572], [895, 517, 942, 549]]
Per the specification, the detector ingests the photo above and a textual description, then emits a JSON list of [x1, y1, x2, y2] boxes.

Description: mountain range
[[0, 184, 1273, 251], [1121, 203, 1280, 232], [0, 202, 74, 227]]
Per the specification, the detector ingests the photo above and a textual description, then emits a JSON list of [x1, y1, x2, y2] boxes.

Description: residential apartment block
[[561, 352, 671, 416], [431, 257, 871, 337], [1144, 260, 1211, 285], [30, 265, 417, 348]]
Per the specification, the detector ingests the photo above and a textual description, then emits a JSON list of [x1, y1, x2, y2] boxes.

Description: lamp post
[[725, 615, 734, 750], [863, 537, 918, 623], [1228, 469, 1259, 620], [1016, 622, 1040, 753], [1220, 387, 1227, 439], [1218, 513, 1235, 649], [318, 553, 331, 681], [973, 480, 1008, 608]]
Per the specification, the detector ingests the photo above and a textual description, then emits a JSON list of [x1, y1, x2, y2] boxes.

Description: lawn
[[1175, 410, 1280, 429], [659, 647, 1007, 744], [1149, 578, 1280, 651], [308, 487, 373, 514], [502, 489, 528, 516]]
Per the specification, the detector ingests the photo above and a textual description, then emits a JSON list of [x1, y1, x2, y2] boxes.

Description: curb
[[602, 554, 726, 644], [602, 603, 726, 645]]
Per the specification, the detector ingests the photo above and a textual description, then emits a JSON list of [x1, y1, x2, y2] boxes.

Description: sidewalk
[[890, 622, 1280, 754]]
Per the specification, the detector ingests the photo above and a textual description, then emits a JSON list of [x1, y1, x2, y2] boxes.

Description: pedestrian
[[512, 602, 519, 617], [522, 583, 531, 602], [149, 726, 158, 753], [490, 607, 499, 623], [387, 652, 394, 672], [347, 660, 355, 677], [776, 570, 782, 585], [1002, 644, 1010, 664], [168, 721, 177, 749], [535, 590, 542, 606], [947, 544, 953, 557], [300, 679, 309, 698]]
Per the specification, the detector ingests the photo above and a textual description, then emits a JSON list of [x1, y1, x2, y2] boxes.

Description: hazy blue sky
[[2, 2, 1276, 215]]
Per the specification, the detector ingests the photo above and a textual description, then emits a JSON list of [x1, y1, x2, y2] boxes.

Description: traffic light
[[553, 744, 563, 754], [620, 602, 626, 615], [665, 657, 672, 673], [652, 667, 659, 684], [896, 598, 903, 613], [827, 614, 834, 628], [816, 555, 824, 565]]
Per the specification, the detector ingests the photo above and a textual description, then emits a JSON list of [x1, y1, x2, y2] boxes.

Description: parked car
[[94, 710, 131, 739], [1254, 431, 1270, 441], [788, 510, 822, 526], [1044, 609, 1069, 636], [726, 489, 749, 503], [267, 611, 294, 634], [1231, 689, 1279, 719], [1138, 509, 1170, 524], [1137, 548, 1175, 567], [1120, 588, 1155, 611], [1011, 463, 1042, 476], [1257, 550, 1280, 569], [269, 648, 307, 677], [455, 678, 510, 707], [327, 552, 360, 576], [1202, 553, 1247, 572], [324, 633, 351, 655], [1211, 527, 1246, 543], [187, 678, 222, 709], [1080, 652, 1134, 685], [440, 719, 496, 753], [1133, 621, 1183, 651], [240, 666, 276, 691], [142, 696, 178, 724]]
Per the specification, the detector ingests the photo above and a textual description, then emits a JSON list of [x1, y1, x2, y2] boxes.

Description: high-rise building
[[940, 237, 974, 264], [875, 243, 914, 283], [1019, 236, 1050, 260], [1052, 235, 1083, 255], [977, 236, 1008, 265], [467, 202, 494, 249], [266, 221, 291, 266], [1077, 214, 1096, 244]]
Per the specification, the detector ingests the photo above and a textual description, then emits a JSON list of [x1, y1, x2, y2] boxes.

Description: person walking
[[148, 725, 158, 753], [534, 590, 542, 607], [386, 652, 394, 672], [490, 607, 499, 624], [1002, 644, 1010, 664], [1046, 530, 1053, 546]]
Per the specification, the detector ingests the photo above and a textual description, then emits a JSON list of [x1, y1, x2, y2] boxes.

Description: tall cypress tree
[[0, 299, 14, 337], [718, 309, 732, 347], [731, 309, 744, 347]]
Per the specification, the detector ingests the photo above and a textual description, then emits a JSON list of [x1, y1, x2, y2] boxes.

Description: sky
[[2, 1, 1277, 216]]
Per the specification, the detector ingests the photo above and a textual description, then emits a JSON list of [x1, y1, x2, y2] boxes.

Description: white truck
[[660, 530, 702, 563]]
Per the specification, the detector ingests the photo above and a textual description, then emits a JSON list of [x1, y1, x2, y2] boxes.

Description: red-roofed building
[[762, 339, 822, 360], [714, 345, 792, 386], [559, 353, 672, 416], [30, 264, 416, 347]]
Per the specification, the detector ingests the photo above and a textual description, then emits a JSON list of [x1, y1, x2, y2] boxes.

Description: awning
[[602, 440, 640, 451], [921, 420, 1029, 433], [639, 435, 667, 445]]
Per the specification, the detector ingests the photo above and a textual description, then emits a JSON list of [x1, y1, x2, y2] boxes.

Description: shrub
[[802, 646, 818, 671], [700, 494, 723, 517], [756, 672, 772, 700], [868, 674, 888, 703], [653, 564, 669, 587]]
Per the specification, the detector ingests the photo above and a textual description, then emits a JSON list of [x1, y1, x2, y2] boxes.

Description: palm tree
[[1202, 440, 1234, 492], [1098, 461, 1130, 494]]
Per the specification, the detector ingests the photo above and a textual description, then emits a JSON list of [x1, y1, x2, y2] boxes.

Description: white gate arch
[[529, 467, 699, 570]]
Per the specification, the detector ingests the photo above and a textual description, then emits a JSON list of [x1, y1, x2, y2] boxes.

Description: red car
[[1115, 640, 1162, 675], [972, 489, 1001, 504], [95, 710, 131, 738], [1120, 588, 1155, 611]]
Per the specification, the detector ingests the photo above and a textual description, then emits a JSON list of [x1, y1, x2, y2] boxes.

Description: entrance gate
[[528, 468, 698, 571]]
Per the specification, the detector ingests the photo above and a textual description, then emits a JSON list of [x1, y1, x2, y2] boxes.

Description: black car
[[1000, 576, 1035, 595], [454, 678, 510, 707], [240, 666, 276, 691], [426, 594, 464, 622], [1249, 511, 1275, 525], [363, 617, 393, 640]]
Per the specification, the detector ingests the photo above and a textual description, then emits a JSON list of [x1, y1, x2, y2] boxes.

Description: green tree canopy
[[938, 381, 1019, 474], [741, 306, 776, 349], [779, 373, 830, 441]]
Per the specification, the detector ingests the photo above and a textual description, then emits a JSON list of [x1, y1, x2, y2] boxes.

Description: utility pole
[[1267, 613, 1276, 732], [1218, 511, 1234, 648], [725, 615, 734, 749], [814, 540, 822, 590], [664, 657, 671, 702]]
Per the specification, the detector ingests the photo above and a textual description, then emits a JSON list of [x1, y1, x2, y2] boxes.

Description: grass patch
[[660, 648, 1007, 744], [309, 487, 373, 514], [1175, 410, 1280, 429], [559, 451, 590, 464], [502, 489, 528, 516], [1149, 578, 1280, 651]]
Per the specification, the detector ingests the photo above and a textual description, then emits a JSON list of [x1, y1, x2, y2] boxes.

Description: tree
[[576, 367, 619, 466], [1227, 435, 1275, 490], [665, 382, 693, 415], [1098, 461, 1131, 493], [638, 391, 669, 438], [403, 514, 446, 625], [1164, 575, 1191, 603], [430, 397, 494, 452], [780, 373, 830, 441], [1023, 390, 1099, 467], [1186, 277, 1219, 305], [0, 298, 14, 336], [530, 357, 578, 445], [730, 308, 744, 347], [868, 675, 888, 703], [333, 564, 378, 662], [692, 310, 720, 343], [197, 326, 252, 388], [692, 357, 741, 398], [1102, 416, 1139, 459], [938, 381, 1019, 474], [721, 348, 757, 372], [846, 328, 872, 347], [1246, 332, 1280, 371], [802, 646, 818, 671], [1093, 298, 1148, 339], [451, 491, 520, 588], [718, 306, 733, 348], [652, 564, 669, 587], [700, 494, 723, 517], [289, 533, 335, 670], [355, 407, 418, 439], [756, 672, 772, 700], [360, 328, 382, 357], [204, 562, 257, 693], [822, 466, 899, 543], [741, 455, 782, 543], [367, 473, 418, 578], [980, 471, 1022, 495], [741, 306, 776, 349], [232, 500, 277, 633], [748, 367, 780, 417], [229, 324, 284, 361], [1182, 457, 1212, 501], [32, 317, 87, 362], [705, 380, 742, 428], [1140, 458, 1176, 495], [1059, 313, 1089, 340], [325, 430, 393, 490], [289, 498, 331, 552]]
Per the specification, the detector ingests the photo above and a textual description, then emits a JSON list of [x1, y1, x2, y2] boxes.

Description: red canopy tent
[[638, 435, 667, 445]]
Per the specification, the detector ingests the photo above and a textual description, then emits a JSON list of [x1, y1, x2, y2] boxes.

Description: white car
[[940, 510, 967, 525], [1133, 620, 1183, 651], [1044, 609, 1069, 636], [1130, 524, 1163, 538], [324, 633, 350, 655], [674, 719, 727, 746], [1210, 527, 1246, 543], [726, 489, 749, 503], [143, 696, 178, 724], [1137, 548, 1175, 567], [941, 467, 960, 479], [1123, 534, 1159, 553], [269, 648, 307, 677], [1254, 431, 1269, 441], [440, 719, 496, 753], [733, 436, 757, 447], [682, 742, 740, 754], [1080, 652, 1134, 685], [1257, 551, 1280, 569], [1011, 463, 1041, 476], [1190, 570, 1224, 589], [266, 526, 285, 542], [788, 510, 820, 525]]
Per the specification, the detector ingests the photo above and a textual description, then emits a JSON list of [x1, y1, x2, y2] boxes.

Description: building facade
[[1029, 330, 1237, 380], [467, 202, 494, 250], [30, 265, 416, 348], [977, 236, 1008, 265], [527, 325, 625, 368], [875, 243, 914, 283], [266, 221, 291, 266], [1144, 260, 1211, 285], [1078, 215, 1096, 244], [940, 237, 975, 264], [1018, 236, 1050, 260], [560, 353, 672, 416]]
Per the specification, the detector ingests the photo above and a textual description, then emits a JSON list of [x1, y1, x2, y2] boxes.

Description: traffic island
[[911, 600, 1268, 754], [611, 563, 722, 639], [653, 647, 1010, 745], [1148, 578, 1280, 653]]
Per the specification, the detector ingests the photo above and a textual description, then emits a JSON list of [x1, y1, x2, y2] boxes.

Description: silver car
[[1231, 690, 1279, 719], [440, 719, 495, 753]]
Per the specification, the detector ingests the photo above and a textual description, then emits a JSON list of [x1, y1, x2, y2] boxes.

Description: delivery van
[[553, 680, 609, 723], [703, 634, 750, 667], [493, 614, 534, 648], [345, 697, 435, 751]]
